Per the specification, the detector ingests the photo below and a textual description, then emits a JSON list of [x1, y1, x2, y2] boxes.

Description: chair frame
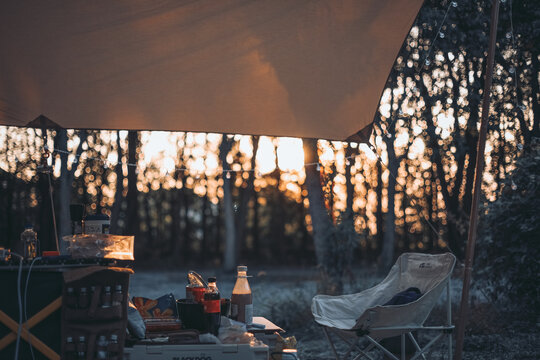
[[320, 279, 454, 360]]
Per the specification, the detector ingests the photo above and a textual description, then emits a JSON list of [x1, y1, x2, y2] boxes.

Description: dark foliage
[[475, 137, 540, 311]]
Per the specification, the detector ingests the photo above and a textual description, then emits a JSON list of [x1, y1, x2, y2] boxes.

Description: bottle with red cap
[[203, 277, 221, 335]]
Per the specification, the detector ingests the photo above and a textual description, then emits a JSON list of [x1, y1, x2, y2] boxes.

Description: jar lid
[[84, 214, 110, 221], [237, 265, 248, 272]]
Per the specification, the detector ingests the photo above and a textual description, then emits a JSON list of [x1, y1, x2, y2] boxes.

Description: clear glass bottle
[[21, 225, 39, 259], [78, 287, 89, 309], [109, 333, 119, 359], [231, 265, 253, 325], [76, 336, 86, 359], [112, 285, 123, 306], [101, 286, 112, 308], [65, 336, 75, 360], [66, 287, 77, 308], [96, 335, 108, 359]]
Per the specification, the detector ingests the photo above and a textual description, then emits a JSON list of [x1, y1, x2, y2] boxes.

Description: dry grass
[[129, 268, 539, 359]]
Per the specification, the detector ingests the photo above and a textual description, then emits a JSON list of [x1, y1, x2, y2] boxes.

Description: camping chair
[[311, 252, 456, 360]]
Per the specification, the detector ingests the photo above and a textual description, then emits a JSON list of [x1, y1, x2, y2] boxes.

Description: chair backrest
[[311, 252, 456, 334], [396, 252, 456, 294], [353, 252, 456, 338]]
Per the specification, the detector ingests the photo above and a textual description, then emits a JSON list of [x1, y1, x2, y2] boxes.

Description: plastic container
[[62, 234, 134, 260]]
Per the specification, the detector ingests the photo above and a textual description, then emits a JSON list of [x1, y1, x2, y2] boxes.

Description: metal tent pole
[[454, 0, 500, 359]]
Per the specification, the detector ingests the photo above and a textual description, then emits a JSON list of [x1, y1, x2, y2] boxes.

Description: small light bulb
[[225, 172, 231, 179], [511, 181, 517, 190], [316, 163, 321, 171], [451, 1, 458, 7], [439, 32, 445, 39]]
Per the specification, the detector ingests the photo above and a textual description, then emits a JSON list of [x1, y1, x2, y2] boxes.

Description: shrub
[[475, 137, 540, 312]]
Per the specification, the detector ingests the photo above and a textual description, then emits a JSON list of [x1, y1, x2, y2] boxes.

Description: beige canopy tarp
[[0, 0, 422, 142]]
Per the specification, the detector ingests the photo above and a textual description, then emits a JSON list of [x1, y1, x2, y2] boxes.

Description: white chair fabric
[[311, 252, 456, 359]]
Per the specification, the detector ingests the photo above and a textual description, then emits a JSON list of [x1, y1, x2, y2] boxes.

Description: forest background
[[0, 0, 538, 297]]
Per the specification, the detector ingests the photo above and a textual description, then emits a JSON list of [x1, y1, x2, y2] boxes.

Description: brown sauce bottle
[[231, 266, 253, 325]]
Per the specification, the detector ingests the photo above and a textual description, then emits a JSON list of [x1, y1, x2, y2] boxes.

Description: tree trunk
[[375, 161, 384, 252], [172, 134, 187, 262], [379, 137, 396, 273], [38, 170, 55, 251], [251, 180, 260, 258], [56, 128, 71, 253], [427, 166, 435, 250], [201, 183, 209, 263], [530, 54, 540, 138], [110, 132, 124, 234], [220, 136, 236, 271], [181, 182, 192, 264], [345, 145, 354, 215], [126, 131, 140, 241], [235, 136, 259, 261], [401, 184, 410, 251], [269, 168, 286, 261], [303, 138, 341, 294]]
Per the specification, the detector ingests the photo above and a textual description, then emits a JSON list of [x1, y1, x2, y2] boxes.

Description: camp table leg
[[0, 296, 61, 360]]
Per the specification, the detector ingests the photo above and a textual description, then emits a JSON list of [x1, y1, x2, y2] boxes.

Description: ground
[[129, 266, 539, 359]]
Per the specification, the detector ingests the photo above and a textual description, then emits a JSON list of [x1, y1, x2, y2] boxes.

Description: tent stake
[[454, 0, 500, 359]]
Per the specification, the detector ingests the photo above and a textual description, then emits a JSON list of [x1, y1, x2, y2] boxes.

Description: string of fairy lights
[[25, 143, 360, 180]]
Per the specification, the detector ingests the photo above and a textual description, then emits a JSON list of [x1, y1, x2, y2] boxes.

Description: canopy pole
[[454, 1, 500, 359]]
